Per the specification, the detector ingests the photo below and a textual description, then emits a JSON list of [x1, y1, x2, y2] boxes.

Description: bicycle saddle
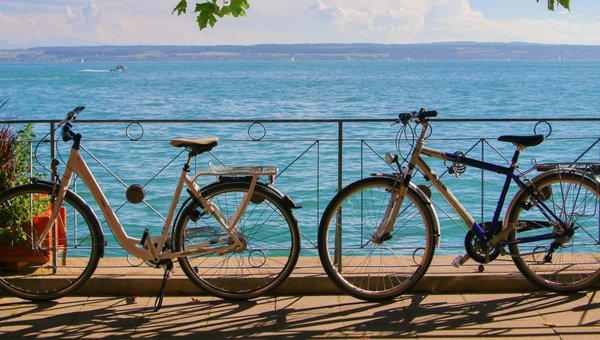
[[497, 135, 544, 148], [170, 137, 219, 154]]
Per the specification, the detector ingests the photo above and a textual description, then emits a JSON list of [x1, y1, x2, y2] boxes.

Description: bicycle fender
[[370, 173, 441, 247], [172, 178, 301, 242], [533, 167, 600, 183], [30, 178, 106, 258], [211, 179, 302, 209]]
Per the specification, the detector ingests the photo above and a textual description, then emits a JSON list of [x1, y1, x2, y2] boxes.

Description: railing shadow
[[1, 292, 599, 338]]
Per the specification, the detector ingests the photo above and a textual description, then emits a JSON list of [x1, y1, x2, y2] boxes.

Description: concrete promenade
[[1, 256, 600, 338], [2, 292, 600, 338]]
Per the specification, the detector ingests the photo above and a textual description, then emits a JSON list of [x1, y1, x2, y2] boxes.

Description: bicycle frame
[[36, 144, 260, 262], [377, 120, 571, 249]]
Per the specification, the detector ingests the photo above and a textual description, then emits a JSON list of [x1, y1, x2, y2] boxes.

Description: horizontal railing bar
[[25, 136, 600, 144], [1, 117, 600, 124]]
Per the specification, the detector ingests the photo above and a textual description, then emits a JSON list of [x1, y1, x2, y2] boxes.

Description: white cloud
[[0, 0, 599, 48], [311, 0, 431, 42], [422, 1, 600, 44], [65, 0, 101, 36]]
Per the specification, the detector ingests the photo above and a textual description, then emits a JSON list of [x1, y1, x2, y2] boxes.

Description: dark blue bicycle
[[318, 109, 600, 300]]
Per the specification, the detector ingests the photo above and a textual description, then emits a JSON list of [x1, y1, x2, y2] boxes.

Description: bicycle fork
[[372, 122, 432, 243], [372, 175, 408, 244]]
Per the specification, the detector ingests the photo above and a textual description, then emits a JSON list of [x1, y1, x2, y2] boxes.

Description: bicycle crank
[[464, 230, 501, 264]]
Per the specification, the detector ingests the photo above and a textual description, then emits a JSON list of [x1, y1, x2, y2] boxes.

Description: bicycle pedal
[[451, 254, 470, 268]]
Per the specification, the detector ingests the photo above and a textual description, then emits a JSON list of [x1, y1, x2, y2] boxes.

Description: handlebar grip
[[419, 109, 437, 118], [398, 108, 437, 124]]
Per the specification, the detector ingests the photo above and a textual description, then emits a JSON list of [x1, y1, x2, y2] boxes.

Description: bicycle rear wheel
[[318, 176, 436, 301], [0, 183, 102, 300], [173, 181, 300, 299], [506, 171, 600, 292]]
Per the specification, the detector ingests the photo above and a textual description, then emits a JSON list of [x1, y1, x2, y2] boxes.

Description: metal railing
[[2, 117, 599, 264]]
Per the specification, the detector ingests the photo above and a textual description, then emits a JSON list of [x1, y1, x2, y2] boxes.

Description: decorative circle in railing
[[412, 247, 425, 265], [127, 253, 144, 267], [248, 122, 266, 141], [126, 122, 145, 141], [533, 120, 552, 138]]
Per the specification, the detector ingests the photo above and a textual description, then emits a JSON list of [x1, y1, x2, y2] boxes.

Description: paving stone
[[1, 292, 599, 338]]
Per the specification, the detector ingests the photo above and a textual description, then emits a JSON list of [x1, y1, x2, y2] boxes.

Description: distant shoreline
[[2, 42, 600, 62]]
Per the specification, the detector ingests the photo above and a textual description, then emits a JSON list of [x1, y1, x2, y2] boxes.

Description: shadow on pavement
[[1, 292, 599, 338]]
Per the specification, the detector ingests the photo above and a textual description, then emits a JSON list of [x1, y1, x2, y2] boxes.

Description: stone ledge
[[2, 255, 599, 297]]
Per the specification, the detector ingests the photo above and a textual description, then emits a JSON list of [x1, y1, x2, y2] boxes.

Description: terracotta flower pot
[[0, 206, 66, 270]]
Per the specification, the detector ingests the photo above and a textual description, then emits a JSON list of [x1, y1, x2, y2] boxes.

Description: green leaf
[[220, 5, 232, 17], [232, 0, 250, 10], [172, 0, 188, 15], [230, 0, 249, 17], [194, 2, 218, 14], [185, 0, 251, 30], [546, 0, 570, 11], [558, 0, 570, 10], [194, 1, 220, 30], [196, 10, 217, 29]]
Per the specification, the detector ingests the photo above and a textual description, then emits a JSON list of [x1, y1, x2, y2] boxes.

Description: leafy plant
[[542, 0, 570, 11], [0, 123, 47, 245], [172, 0, 250, 30], [1, 124, 34, 192]]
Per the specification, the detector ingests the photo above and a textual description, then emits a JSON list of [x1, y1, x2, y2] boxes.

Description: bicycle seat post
[[183, 152, 196, 172], [510, 148, 521, 168]]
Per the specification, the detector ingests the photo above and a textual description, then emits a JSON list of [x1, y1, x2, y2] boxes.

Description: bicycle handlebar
[[397, 108, 437, 125], [59, 106, 85, 126], [60, 106, 85, 143]]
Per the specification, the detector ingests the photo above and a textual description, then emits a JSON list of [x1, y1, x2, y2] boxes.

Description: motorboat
[[110, 65, 127, 72]]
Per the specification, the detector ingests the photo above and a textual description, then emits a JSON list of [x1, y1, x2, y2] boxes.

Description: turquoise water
[[1, 60, 599, 256], [2, 60, 600, 120]]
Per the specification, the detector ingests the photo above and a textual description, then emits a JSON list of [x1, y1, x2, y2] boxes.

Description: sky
[[1, 0, 599, 49]]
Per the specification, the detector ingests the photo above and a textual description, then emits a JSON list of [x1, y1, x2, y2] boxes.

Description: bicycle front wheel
[[506, 171, 600, 292], [0, 183, 102, 300], [318, 177, 436, 301], [173, 181, 300, 299]]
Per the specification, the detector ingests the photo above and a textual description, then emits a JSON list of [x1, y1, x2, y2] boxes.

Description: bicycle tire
[[506, 171, 600, 292], [173, 181, 300, 299], [0, 183, 102, 300], [318, 176, 436, 301]]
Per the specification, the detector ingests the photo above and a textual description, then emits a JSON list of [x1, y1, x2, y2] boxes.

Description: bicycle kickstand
[[153, 260, 174, 312]]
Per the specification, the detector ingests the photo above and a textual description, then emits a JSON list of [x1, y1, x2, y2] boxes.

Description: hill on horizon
[[1, 42, 600, 62]]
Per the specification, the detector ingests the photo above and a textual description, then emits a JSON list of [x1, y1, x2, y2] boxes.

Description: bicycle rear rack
[[533, 161, 600, 174], [192, 165, 278, 184]]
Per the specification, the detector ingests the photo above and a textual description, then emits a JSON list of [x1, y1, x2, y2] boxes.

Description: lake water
[[1, 60, 599, 256]]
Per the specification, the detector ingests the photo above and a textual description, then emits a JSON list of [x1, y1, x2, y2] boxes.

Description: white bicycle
[[0, 107, 301, 309]]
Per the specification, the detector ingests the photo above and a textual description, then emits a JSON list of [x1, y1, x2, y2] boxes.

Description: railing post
[[337, 121, 343, 192], [49, 122, 58, 272], [481, 138, 484, 224], [335, 122, 343, 270], [50, 122, 55, 170]]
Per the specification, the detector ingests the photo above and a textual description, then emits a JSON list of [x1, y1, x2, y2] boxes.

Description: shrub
[[0, 123, 46, 245]]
